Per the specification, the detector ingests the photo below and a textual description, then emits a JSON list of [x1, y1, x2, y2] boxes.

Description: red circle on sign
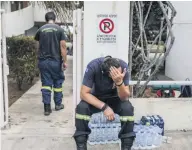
[[99, 18, 114, 34]]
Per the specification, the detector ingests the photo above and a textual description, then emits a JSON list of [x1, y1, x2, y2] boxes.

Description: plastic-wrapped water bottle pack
[[88, 122, 121, 145], [140, 115, 164, 136], [88, 112, 165, 149], [132, 124, 163, 149], [88, 112, 121, 145]]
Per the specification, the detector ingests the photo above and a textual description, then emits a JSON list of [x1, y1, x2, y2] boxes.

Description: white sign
[[84, 1, 130, 71], [97, 14, 117, 44]]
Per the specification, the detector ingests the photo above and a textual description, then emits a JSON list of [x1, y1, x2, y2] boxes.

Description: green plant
[[7, 36, 38, 90]]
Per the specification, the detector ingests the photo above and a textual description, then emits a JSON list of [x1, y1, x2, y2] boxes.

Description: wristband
[[101, 103, 108, 111], [115, 81, 124, 87]]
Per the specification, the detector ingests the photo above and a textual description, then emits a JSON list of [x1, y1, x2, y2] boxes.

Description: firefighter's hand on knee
[[104, 107, 115, 121]]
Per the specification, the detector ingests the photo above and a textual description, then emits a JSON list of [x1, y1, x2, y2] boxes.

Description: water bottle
[[100, 113, 103, 123], [146, 130, 153, 149], [113, 126, 119, 141], [115, 124, 119, 141], [101, 126, 106, 144], [98, 113, 102, 123], [154, 125, 162, 135], [146, 116, 153, 126], [153, 132, 162, 147], [94, 127, 100, 143], [133, 133, 138, 149], [92, 114, 96, 124], [102, 113, 107, 123], [90, 128, 96, 145], [134, 131, 140, 149], [134, 125, 140, 133], [152, 115, 159, 126], [140, 130, 146, 149], [150, 116, 156, 126], [95, 113, 99, 124], [157, 115, 164, 135], [89, 130, 95, 144], [110, 126, 115, 142], [114, 114, 120, 123], [140, 116, 150, 126], [100, 124, 105, 143], [136, 131, 142, 149]]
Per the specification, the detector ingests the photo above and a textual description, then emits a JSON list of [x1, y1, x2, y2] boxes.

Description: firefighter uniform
[[74, 97, 135, 139], [38, 59, 64, 105], [35, 23, 66, 107], [73, 57, 135, 149]]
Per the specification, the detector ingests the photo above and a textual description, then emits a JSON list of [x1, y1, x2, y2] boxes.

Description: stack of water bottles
[[88, 112, 121, 145], [88, 112, 165, 149], [133, 115, 164, 149]]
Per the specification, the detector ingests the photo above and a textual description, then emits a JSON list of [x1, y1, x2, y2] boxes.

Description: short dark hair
[[45, 12, 56, 22], [101, 56, 121, 74]]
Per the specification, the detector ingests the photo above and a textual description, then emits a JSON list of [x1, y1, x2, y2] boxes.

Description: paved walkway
[[2, 56, 192, 150]]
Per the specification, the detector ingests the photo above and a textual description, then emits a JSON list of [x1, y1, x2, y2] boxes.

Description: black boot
[[121, 137, 134, 150], [74, 135, 88, 150], [44, 104, 52, 116], [55, 104, 64, 111]]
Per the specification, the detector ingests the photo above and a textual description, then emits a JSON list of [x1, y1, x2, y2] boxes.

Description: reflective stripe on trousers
[[41, 86, 63, 92], [53, 88, 63, 92], [42, 86, 52, 91], [75, 113, 134, 122]]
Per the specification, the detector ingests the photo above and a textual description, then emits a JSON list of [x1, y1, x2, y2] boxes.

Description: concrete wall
[[130, 98, 192, 130], [4, 5, 34, 37], [165, 2, 192, 80]]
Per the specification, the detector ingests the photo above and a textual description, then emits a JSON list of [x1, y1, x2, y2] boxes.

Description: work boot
[[55, 104, 64, 111], [44, 104, 52, 116], [121, 137, 134, 150], [74, 135, 88, 150]]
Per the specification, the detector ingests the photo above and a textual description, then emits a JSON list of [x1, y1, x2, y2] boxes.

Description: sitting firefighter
[[73, 56, 136, 150]]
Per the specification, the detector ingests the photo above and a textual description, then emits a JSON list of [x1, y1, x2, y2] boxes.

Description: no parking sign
[[99, 18, 114, 34], [97, 14, 117, 44]]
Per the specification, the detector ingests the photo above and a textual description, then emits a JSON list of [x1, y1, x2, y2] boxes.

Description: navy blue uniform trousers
[[38, 59, 65, 105], [74, 96, 136, 139]]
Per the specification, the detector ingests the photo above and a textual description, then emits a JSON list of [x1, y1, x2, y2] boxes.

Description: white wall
[[130, 98, 192, 130], [4, 5, 34, 37], [165, 2, 192, 80], [83, 1, 130, 71]]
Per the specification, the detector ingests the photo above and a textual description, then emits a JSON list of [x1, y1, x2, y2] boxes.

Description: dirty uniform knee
[[120, 100, 134, 116], [76, 100, 90, 115], [118, 100, 135, 139]]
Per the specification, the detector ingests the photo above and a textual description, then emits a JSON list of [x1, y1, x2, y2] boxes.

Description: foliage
[[7, 36, 38, 90], [31, 1, 84, 22], [30, 1, 77, 23]]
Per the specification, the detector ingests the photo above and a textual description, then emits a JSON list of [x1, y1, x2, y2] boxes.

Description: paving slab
[[2, 131, 192, 150]]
